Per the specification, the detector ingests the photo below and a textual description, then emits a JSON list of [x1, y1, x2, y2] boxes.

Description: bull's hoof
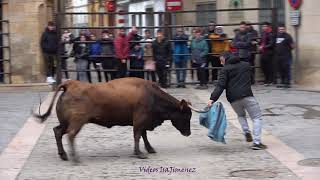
[[59, 153, 68, 161], [146, 147, 157, 154], [137, 153, 148, 159]]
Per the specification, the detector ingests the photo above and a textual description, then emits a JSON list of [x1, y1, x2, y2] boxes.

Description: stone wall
[[286, 0, 320, 87], [4, 0, 55, 83]]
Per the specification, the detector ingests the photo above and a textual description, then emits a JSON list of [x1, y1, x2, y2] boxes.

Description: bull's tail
[[33, 82, 67, 123]]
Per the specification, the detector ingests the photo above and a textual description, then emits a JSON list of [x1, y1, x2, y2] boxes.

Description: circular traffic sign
[[288, 0, 302, 9]]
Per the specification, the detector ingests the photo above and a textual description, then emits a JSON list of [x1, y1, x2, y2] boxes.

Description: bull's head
[[171, 99, 192, 137]]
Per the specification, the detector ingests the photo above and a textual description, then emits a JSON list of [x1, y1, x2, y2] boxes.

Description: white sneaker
[[46, 77, 56, 84]]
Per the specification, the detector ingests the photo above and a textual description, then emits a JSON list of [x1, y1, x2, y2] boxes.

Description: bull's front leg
[[133, 129, 148, 159], [142, 130, 156, 153]]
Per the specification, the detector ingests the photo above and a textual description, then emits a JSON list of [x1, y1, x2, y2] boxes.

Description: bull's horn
[[188, 105, 210, 113]]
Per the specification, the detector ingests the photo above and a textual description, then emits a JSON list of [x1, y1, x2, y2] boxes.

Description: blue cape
[[199, 102, 227, 144]]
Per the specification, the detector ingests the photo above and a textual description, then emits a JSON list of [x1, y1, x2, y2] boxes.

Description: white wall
[[286, 0, 320, 86], [72, 0, 89, 26], [128, 0, 165, 34]]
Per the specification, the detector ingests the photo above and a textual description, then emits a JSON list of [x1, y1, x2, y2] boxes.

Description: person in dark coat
[[259, 22, 275, 86], [152, 30, 171, 88], [129, 43, 144, 79], [275, 24, 294, 88], [204, 21, 216, 82], [129, 26, 143, 50], [100, 30, 116, 82], [72, 30, 91, 81], [73, 35, 89, 82], [208, 52, 267, 150], [246, 23, 259, 84], [40, 21, 59, 84], [232, 21, 252, 62]]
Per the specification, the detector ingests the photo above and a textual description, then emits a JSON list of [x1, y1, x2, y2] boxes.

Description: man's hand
[[207, 100, 214, 108], [121, 59, 126, 63]]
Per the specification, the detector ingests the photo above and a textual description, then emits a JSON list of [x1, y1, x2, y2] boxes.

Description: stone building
[[1, 0, 55, 84]]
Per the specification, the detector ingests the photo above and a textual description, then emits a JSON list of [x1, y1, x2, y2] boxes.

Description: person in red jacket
[[114, 27, 135, 78]]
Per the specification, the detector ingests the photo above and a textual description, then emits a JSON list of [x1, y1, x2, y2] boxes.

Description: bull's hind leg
[[142, 130, 156, 153], [53, 124, 68, 160], [67, 121, 84, 164]]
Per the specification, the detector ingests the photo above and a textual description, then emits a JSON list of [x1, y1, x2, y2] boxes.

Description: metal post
[[271, 1, 278, 83], [164, 11, 172, 86], [294, 26, 299, 83], [55, 0, 64, 87]]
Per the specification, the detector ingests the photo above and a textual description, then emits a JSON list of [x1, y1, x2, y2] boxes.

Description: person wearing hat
[[208, 26, 230, 81], [208, 52, 267, 150]]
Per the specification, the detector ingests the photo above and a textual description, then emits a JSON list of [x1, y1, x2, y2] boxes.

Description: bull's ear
[[180, 99, 188, 110]]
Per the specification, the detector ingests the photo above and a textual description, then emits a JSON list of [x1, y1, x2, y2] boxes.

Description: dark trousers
[[156, 63, 168, 87], [260, 53, 274, 84], [43, 53, 56, 77], [61, 57, 69, 79], [277, 56, 291, 85], [101, 58, 116, 82], [194, 63, 207, 86], [175, 60, 187, 83], [88, 58, 102, 82], [116, 59, 127, 78], [191, 61, 196, 80], [146, 71, 156, 82], [0, 61, 3, 82], [248, 54, 256, 84], [130, 66, 144, 79], [191, 62, 199, 81], [206, 55, 222, 81]]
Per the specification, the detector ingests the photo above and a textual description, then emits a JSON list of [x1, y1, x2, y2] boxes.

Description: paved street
[[1, 85, 320, 180], [0, 90, 48, 154]]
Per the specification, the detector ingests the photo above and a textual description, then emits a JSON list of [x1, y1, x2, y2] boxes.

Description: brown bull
[[34, 78, 193, 162]]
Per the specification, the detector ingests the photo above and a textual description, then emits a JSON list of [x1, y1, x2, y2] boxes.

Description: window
[[196, 2, 217, 26], [259, 0, 285, 24], [145, 7, 154, 34]]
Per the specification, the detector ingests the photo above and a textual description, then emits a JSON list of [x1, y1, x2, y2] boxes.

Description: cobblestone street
[[9, 86, 319, 180]]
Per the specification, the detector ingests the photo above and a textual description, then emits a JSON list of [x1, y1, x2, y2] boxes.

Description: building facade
[[1, 0, 55, 83], [0, 0, 319, 86]]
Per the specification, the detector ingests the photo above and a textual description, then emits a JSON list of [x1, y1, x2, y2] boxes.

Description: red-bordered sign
[[288, 0, 302, 9], [166, 0, 183, 11]]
